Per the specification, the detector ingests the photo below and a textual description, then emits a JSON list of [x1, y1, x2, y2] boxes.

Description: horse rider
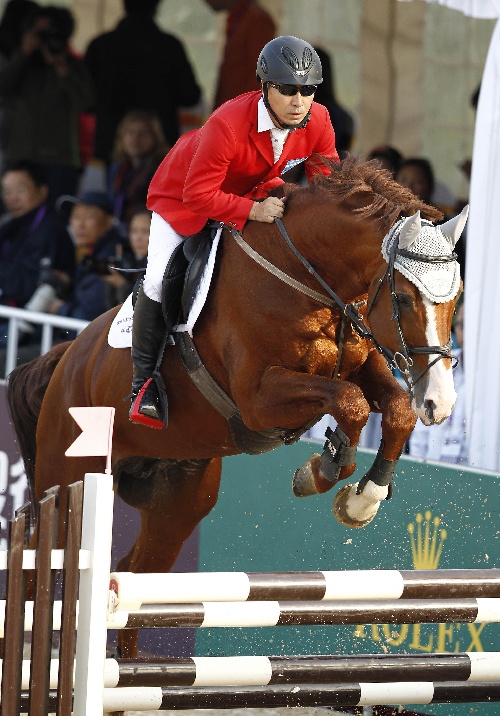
[[129, 35, 340, 429]]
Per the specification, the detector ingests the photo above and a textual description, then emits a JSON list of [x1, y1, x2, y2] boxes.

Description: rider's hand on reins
[[249, 197, 285, 223]]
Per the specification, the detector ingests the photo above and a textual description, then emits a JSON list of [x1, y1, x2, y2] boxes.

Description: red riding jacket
[[147, 90, 339, 236]]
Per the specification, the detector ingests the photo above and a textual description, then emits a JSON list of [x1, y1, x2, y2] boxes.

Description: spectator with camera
[[0, 160, 75, 343], [0, 0, 40, 172], [47, 191, 130, 323], [0, 5, 94, 206]]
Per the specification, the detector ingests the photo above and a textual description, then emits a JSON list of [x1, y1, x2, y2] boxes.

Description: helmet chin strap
[[262, 84, 311, 131]]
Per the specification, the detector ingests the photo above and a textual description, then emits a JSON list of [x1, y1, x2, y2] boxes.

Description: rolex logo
[[407, 510, 447, 570], [355, 510, 485, 651]]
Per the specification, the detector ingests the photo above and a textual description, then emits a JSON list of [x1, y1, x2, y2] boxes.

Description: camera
[[80, 255, 114, 276], [80, 253, 128, 276], [37, 258, 71, 299]]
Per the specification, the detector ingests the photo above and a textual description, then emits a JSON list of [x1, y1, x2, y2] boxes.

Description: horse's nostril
[[424, 399, 436, 421]]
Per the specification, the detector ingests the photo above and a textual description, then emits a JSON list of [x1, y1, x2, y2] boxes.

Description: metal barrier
[[0, 305, 88, 378]]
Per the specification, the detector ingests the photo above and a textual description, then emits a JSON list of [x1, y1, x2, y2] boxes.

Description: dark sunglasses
[[267, 82, 317, 97]]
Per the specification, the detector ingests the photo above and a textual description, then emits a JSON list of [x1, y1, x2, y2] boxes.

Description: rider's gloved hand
[[249, 197, 285, 223]]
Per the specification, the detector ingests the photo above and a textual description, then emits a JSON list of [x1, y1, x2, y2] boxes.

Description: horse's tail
[[6, 341, 72, 507]]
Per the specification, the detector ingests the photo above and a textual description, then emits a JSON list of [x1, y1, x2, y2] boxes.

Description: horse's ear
[[398, 211, 422, 249], [439, 204, 469, 246]]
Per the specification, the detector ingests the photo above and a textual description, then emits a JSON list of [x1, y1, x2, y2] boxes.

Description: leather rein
[[229, 216, 456, 396]]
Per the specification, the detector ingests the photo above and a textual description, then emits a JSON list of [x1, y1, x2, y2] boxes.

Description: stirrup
[[129, 378, 165, 429]]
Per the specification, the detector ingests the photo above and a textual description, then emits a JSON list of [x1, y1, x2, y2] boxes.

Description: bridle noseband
[[228, 217, 457, 397]]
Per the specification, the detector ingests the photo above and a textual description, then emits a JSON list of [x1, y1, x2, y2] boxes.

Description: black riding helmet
[[257, 36, 323, 130]]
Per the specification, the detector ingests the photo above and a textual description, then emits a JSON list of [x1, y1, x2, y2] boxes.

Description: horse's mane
[[280, 155, 444, 228]]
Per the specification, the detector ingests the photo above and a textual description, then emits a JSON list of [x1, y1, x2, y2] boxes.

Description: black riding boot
[[129, 286, 166, 429]]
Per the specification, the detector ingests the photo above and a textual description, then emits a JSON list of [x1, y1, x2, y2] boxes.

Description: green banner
[[197, 440, 500, 715]]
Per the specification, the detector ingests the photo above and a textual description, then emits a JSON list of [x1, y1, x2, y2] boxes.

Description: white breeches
[[143, 212, 183, 302]]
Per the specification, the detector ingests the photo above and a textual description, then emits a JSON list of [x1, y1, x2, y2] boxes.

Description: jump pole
[[10, 681, 500, 713], [108, 597, 500, 628], [4, 595, 500, 633], [72, 473, 114, 716], [6, 650, 500, 690], [109, 568, 500, 609], [100, 652, 500, 687], [100, 681, 500, 711]]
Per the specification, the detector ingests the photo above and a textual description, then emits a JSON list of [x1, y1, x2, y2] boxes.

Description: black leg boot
[[129, 286, 166, 429]]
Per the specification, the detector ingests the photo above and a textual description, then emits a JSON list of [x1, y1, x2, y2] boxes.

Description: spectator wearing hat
[[46, 190, 129, 322]]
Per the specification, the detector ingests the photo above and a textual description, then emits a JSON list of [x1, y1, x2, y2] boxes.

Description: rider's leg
[[129, 286, 166, 427], [129, 213, 183, 428]]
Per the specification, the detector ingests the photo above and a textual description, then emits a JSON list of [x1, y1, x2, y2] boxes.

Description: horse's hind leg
[[113, 456, 222, 658]]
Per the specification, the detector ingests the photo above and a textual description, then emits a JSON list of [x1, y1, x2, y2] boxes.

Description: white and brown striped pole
[[109, 568, 500, 610]]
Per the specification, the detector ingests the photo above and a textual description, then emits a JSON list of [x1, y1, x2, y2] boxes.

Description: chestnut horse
[[7, 157, 465, 657]]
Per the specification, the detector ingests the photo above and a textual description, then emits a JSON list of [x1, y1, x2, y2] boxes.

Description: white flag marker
[[65, 407, 115, 474]]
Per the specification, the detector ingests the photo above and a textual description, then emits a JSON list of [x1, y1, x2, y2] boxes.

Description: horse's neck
[[294, 214, 385, 302], [228, 208, 386, 308]]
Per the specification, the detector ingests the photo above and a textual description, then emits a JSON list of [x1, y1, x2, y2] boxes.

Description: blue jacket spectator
[[0, 160, 75, 309]]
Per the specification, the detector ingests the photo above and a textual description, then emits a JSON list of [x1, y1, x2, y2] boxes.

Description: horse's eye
[[396, 292, 413, 308]]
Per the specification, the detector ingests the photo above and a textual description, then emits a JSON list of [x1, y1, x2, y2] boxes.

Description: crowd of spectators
[[0, 0, 202, 356]]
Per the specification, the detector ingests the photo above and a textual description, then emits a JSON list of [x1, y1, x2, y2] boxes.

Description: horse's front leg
[[333, 350, 417, 528], [235, 367, 371, 498], [292, 420, 361, 499]]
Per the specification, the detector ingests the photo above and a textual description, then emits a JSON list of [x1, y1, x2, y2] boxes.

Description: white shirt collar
[[257, 96, 277, 132]]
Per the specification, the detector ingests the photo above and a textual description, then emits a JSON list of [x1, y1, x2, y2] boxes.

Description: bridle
[[228, 216, 457, 397], [366, 220, 458, 394]]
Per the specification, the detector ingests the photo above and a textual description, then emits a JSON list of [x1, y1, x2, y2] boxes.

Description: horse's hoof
[[333, 480, 388, 528], [292, 453, 321, 497]]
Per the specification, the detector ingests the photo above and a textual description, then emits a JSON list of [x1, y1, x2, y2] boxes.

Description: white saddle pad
[[108, 227, 222, 348]]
